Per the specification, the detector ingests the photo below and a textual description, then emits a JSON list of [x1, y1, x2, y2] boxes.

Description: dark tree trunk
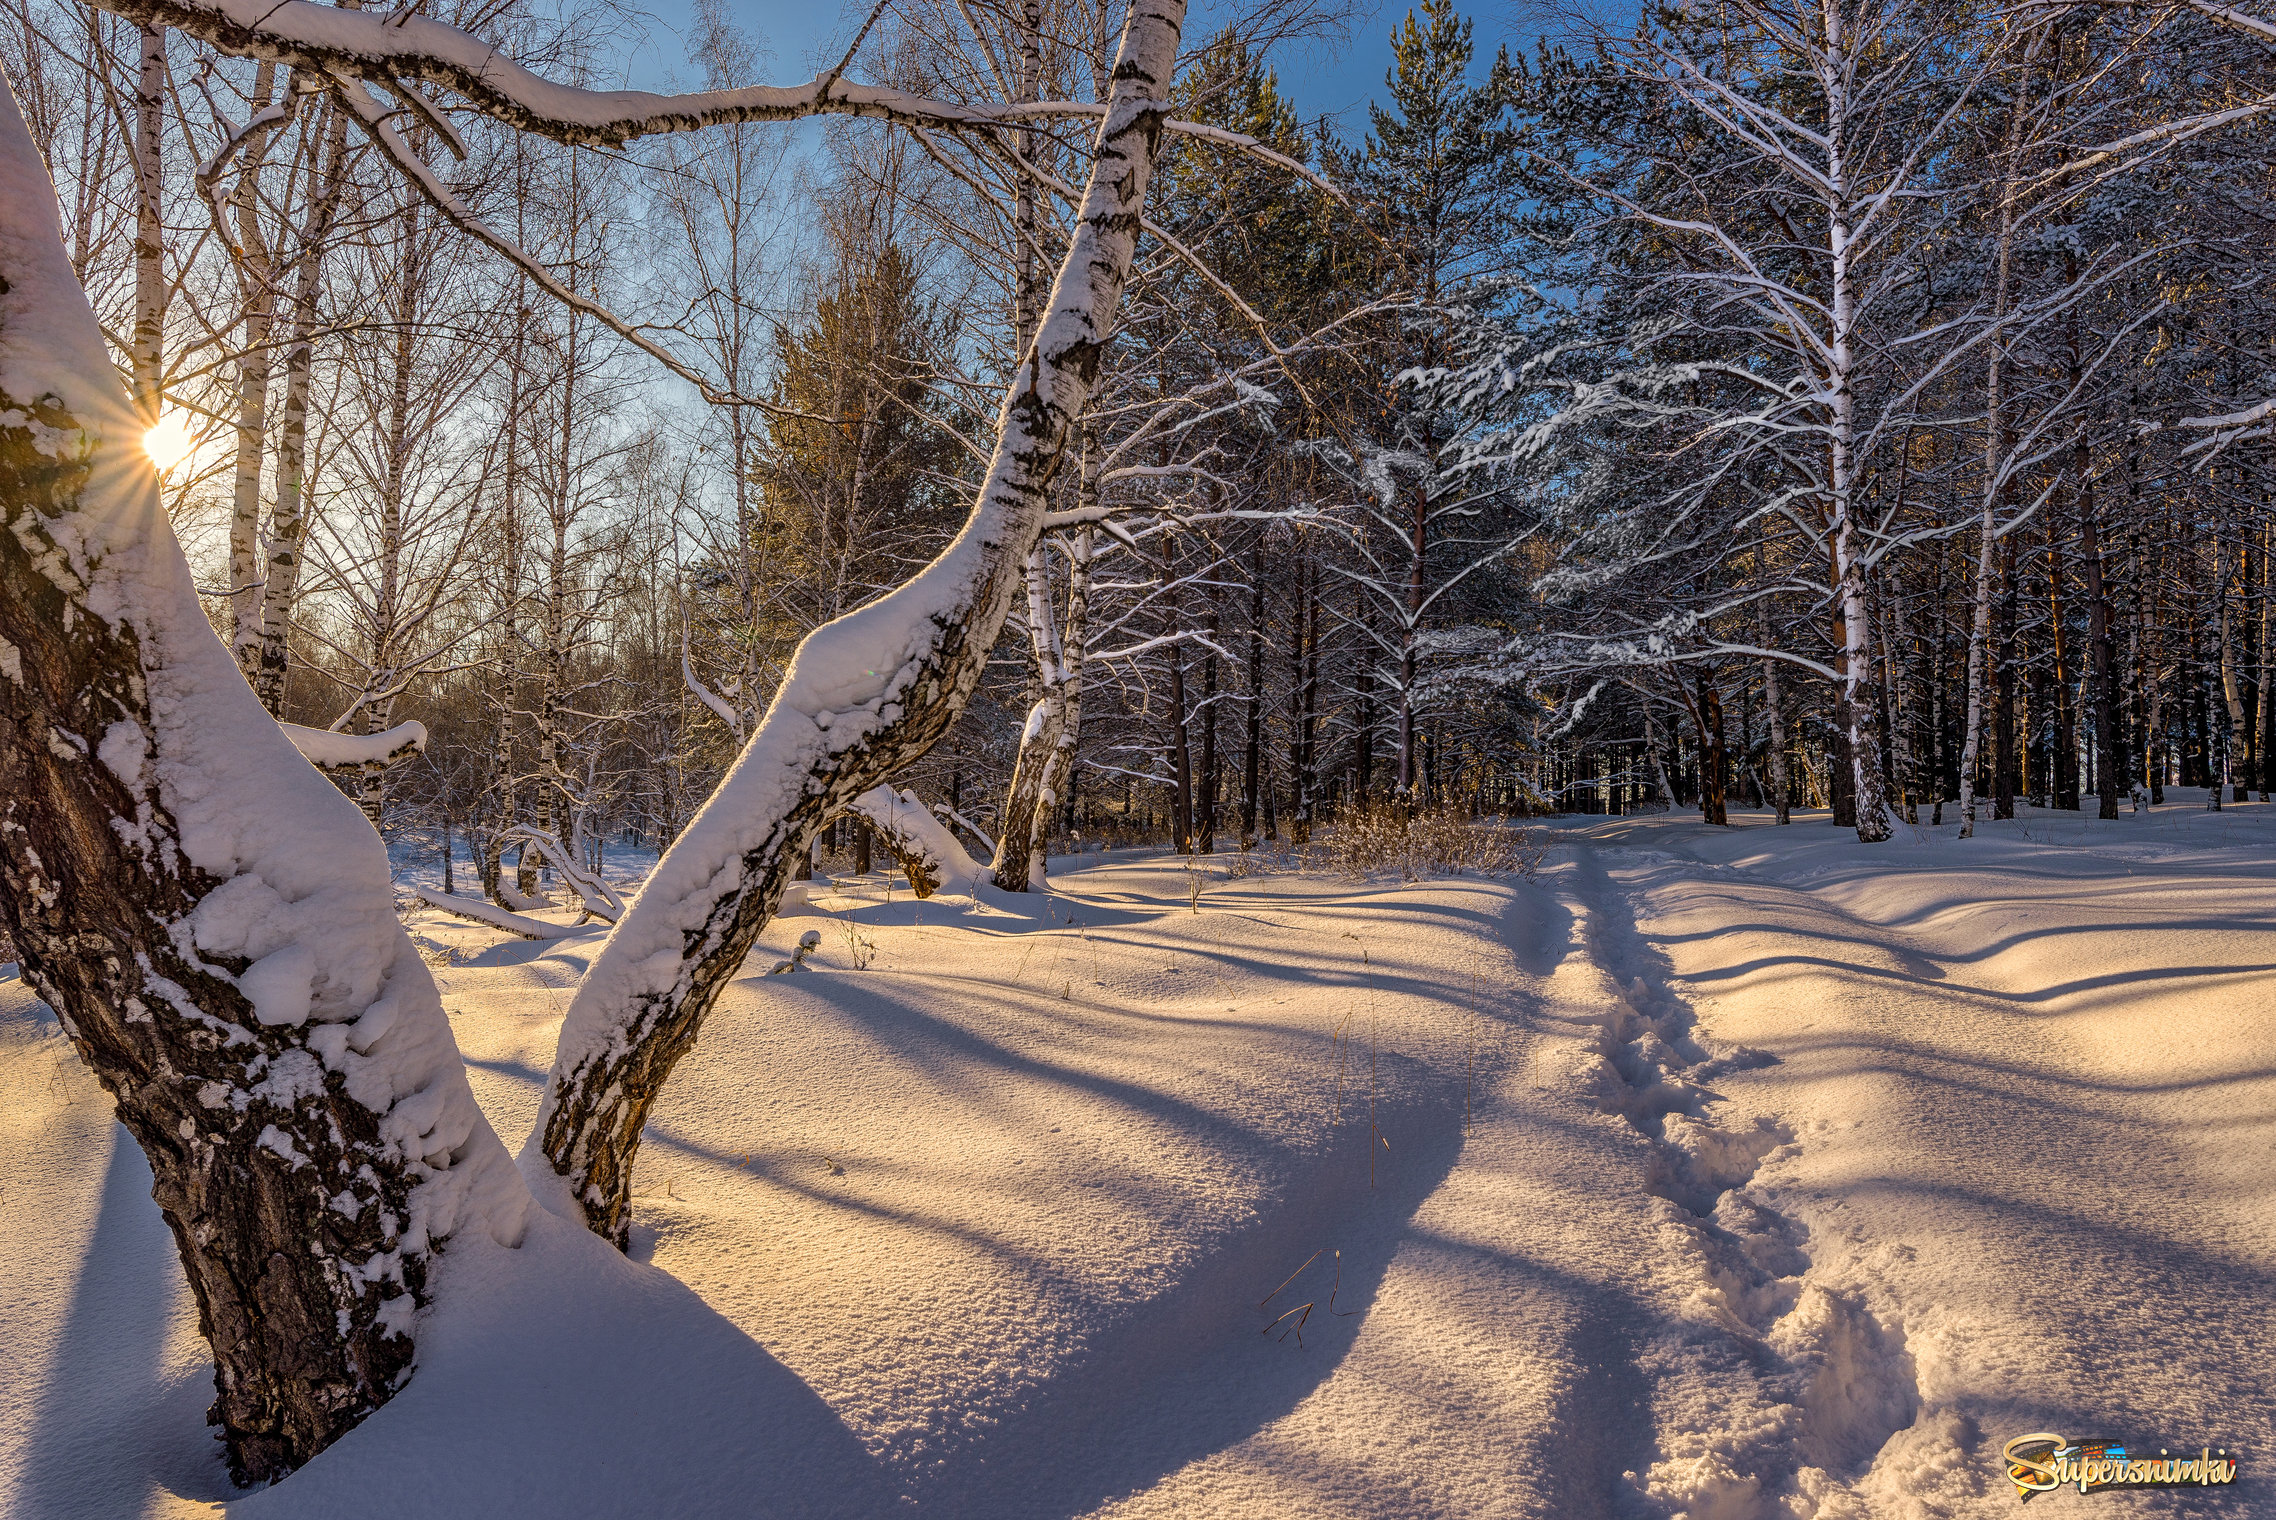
[[1197, 596, 1219, 852], [1241, 545, 1264, 840], [1163, 539, 1193, 852], [1354, 587, 1375, 803], [2046, 500, 2079, 810], [2080, 463, 2122, 819], [1168, 641, 1193, 853], [1994, 538, 2019, 819], [1398, 484, 1424, 794], [1288, 552, 1317, 842], [1299, 579, 1320, 834], [2263, 526, 2276, 801], [1696, 668, 1728, 826], [1831, 705, 1857, 828]]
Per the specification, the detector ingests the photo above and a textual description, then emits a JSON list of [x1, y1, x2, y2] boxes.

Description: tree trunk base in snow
[[1, 393, 426, 1486]]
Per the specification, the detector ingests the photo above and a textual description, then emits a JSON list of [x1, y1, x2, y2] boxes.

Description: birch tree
[[2, 0, 1327, 1469]]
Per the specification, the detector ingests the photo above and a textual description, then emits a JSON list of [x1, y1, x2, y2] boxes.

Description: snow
[[277, 720, 427, 769], [6, 805, 2275, 1516]]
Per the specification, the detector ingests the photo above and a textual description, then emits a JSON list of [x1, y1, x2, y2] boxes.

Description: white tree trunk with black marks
[[224, 60, 280, 676], [130, 23, 166, 421], [529, 0, 1189, 1246], [253, 88, 352, 715], [995, 433, 1098, 891], [1821, 0, 1892, 842]]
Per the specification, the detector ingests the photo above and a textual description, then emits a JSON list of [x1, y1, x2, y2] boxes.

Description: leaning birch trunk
[[0, 82, 527, 1485], [531, 0, 1189, 1247]]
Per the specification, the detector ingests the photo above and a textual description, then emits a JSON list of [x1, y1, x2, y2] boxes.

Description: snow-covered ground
[[4, 804, 2269, 1517]]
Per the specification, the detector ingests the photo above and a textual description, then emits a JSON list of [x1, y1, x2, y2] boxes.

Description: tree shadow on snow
[[229, 1208, 896, 1520], [902, 1088, 1469, 1519], [14, 1125, 229, 1520]]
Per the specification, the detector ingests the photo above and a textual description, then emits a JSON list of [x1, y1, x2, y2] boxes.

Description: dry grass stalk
[[1319, 801, 1543, 882]]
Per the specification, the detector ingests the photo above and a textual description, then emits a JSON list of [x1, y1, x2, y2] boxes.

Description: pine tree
[[1326, 0, 1533, 796]]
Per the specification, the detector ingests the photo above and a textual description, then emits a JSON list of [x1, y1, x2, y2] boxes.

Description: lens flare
[[143, 413, 197, 474]]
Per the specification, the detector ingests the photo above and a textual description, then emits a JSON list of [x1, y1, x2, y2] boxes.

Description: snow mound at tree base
[[233, 1210, 895, 1519]]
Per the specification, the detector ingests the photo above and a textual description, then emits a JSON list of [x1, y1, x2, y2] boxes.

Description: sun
[[143, 412, 198, 474]]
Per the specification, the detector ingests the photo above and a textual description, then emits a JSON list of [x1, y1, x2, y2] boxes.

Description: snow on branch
[[840, 786, 988, 899], [497, 827, 625, 924], [410, 886, 585, 940], [91, 0, 1338, 185], [2027, 90, 2276, 195], [931, 801, 999, 861], [280, 718, 427, 772], [1086, 628, 1239, 666], [2176, 396, 2276, 457], [2185, 0, 2276, 40]]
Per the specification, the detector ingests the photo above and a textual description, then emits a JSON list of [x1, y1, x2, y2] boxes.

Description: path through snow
[[2, 813, 2268, 1517]]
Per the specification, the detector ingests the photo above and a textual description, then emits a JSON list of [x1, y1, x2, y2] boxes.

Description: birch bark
[[130, 23, 165, 422], [531, 0, 1191, 1245], [253, 88, 351, 715], [1821, 0, 1892, 842], [226, 61, 279, 674]]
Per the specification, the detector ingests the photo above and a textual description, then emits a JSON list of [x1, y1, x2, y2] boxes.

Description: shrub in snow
[[1318, 802, 1544, 882]]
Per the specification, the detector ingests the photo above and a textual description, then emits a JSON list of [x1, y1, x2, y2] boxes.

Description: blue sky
[[616, 0, 1523, 139]]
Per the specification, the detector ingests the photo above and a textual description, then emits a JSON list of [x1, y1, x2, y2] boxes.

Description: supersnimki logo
[[2002, 1434, 2240, 1497]]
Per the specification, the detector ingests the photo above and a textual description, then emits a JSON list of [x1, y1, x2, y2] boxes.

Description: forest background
[[11, 0, 2274, 898]]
